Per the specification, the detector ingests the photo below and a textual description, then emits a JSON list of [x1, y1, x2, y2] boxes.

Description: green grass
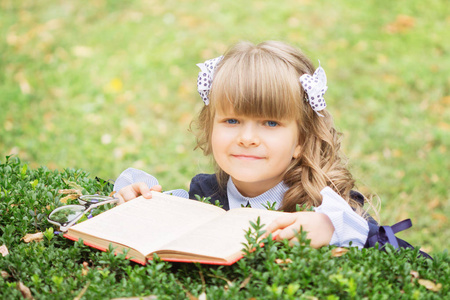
[[0, 0, 449, 255]]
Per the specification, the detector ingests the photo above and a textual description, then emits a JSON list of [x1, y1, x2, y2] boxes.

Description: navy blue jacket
[[189, 173, 431, 259]]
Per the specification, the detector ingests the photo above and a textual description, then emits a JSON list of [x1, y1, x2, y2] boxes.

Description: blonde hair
[[193, 41, 371, 214]]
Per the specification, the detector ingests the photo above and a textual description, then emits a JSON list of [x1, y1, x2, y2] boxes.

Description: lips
[[231, 154, 264, 160]]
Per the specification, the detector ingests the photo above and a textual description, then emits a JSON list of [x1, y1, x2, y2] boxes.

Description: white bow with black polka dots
[[299, 61, 328, 117], [196, 56, 223, 105]]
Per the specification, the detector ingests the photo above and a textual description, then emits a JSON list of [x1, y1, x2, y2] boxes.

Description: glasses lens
[[48, 205, 86, 225], [78, 195, 113, 205]]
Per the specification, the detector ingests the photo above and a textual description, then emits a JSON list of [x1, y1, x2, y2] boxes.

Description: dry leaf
[[431, 213, 448, 225], [60, 194, 79, 204], [438, 122, 450, 131], [112, 297, 157, 300], [82, 262, 89, 276], [17, 281, 33, 299], [385, 15, 415, 33], [1, 270, 10, 278], [418, 279, 442, 292], [207, 273, 233, 287], [74, 282, 90, 300], [22, 232, 44, 243], [62, 179, 84, 191], [410, 270, 419, 279], [58, 189, 82, 195], [176, 280, 198, 300], [0, 244, 9, 256], [109, 191, 116, 197], [72, 46, 93, 58], [275, 258, 292, 264], [331, 247, 349, 257], [427, 198, 441, 210], [239, 274, 252, 289]]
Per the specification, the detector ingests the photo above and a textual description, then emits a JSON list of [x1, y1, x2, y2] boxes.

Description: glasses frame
[[47, 195, 119, 232]]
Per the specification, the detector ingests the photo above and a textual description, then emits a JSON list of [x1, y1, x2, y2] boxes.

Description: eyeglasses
[[47, 195, 119, 232]]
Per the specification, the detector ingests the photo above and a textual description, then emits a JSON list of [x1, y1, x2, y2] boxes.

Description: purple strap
[[368, 219, 412, 250]]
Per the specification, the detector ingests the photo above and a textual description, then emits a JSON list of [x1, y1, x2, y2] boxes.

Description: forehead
[[211, 94, 301, 123], [210, 54, 303, 122]]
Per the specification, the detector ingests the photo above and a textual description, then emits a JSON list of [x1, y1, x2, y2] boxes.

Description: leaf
[[72, 46, 93, 58], [385, 15, 415, 34], [111, 297, 158, 300], [22, 232, 44, 243], [62, 179, 84, 192], [275, 258, 292, 264], [60, 194, 79, 204], [410, 270, 419, 279], [176, 280, 198, 300], [17, 281, 33, 299], [82, 262, 89, 276], [239, 274, 252, 289], [58, 189, 82, 195], [1, 270, 10, 278], [431, 213, 447, 225], [427, 198, 440, 210], [418, 279, 442, 292], [0, 244, 9, 256], [207, 273, 233, 287], [30, 179, 38, 190], [73, 281, 90, 300], [331, 247, 349, 257]]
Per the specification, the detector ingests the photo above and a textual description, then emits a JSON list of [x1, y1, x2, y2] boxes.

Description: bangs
[[209, 49, 303, 121]]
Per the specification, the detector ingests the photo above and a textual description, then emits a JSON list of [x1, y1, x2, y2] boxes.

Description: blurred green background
[[1, 0, 449, 253]]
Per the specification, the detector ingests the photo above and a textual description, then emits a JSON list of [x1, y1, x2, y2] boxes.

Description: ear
[[293, 145, 301, 159]]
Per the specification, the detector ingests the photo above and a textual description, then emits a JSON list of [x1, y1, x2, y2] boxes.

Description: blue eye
[[266, 121, 278, 127], [226, 119, 238, 124]]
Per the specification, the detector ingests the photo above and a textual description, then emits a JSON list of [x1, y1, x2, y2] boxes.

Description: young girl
[[115, 41, 423, 253]]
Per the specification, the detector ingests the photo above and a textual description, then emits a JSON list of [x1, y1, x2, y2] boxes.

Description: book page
[[68, 192, 226, 256], [155, 208, 287, 261]]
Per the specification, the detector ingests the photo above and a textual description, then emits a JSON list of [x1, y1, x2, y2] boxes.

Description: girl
[[115, 41, 422, 253]]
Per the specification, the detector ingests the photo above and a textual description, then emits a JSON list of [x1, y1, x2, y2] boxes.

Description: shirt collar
[[227, 177, 289, 210]]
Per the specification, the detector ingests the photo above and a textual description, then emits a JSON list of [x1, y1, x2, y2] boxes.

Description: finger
[[288, 237, 299, 247], [115, 193, 125, 205], [132, 182, 152, 198], [265, 214, 297, 235], [263, 216, 297, 239], [118, 187, 140, 203], [276, 223, 303, 241], [150, 185, 162, 193]]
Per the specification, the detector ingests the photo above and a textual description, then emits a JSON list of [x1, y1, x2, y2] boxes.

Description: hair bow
[[196, 56, 223, 105], [299, 61, 328, 117]]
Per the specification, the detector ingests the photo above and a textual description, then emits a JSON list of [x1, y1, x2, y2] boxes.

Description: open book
[[64, 192, 287, 265]]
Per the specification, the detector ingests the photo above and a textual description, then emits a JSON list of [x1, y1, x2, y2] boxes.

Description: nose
[[238, 123, 260, 147]]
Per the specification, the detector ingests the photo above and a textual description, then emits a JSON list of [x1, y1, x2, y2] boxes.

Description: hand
[[115, 182, 162, 204], [264, 212, 334, 248]]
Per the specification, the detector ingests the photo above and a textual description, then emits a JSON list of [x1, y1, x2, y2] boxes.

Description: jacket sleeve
[[189, 174, 230, 210]]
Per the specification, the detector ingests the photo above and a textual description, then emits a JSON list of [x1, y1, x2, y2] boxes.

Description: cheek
[[211, 126, 225, 158]]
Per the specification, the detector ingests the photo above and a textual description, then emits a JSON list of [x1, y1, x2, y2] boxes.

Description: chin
[[230, 174, 263, 183]]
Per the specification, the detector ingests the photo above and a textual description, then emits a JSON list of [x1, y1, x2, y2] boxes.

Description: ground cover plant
[[0, 156, 449, 299], [1, 0, 448, 254]]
